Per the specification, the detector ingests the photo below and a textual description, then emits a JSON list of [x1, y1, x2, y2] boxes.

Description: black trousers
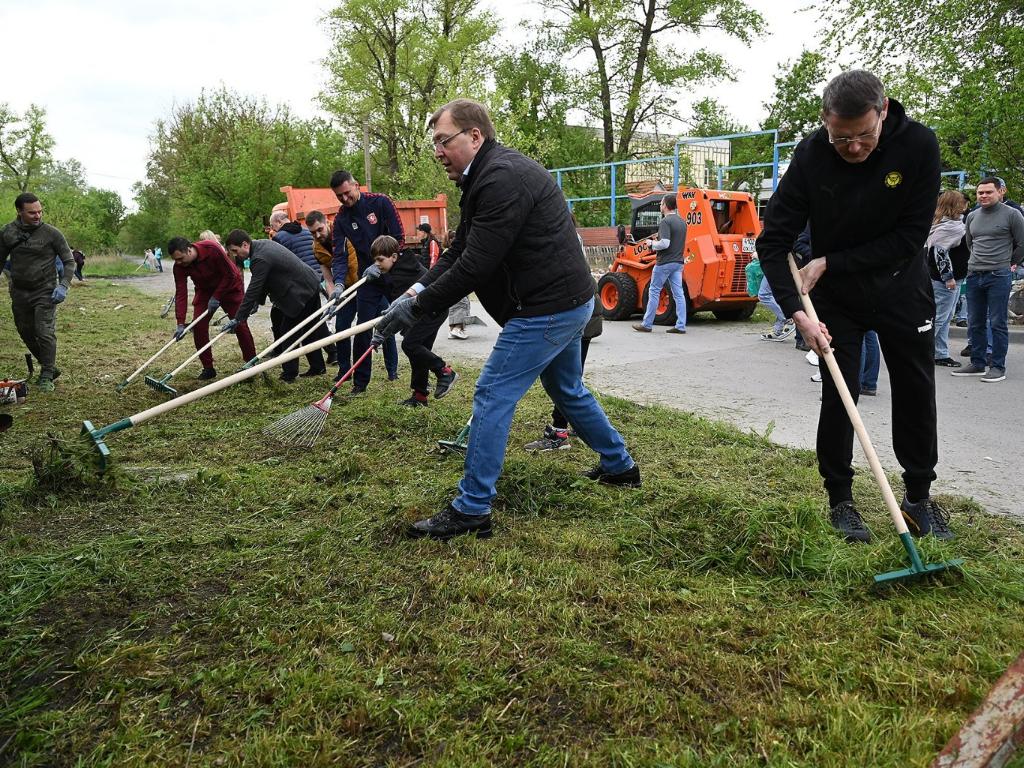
[[813, 255, 937, 505], [270, 294, 327, 379], [402, 311, 447, 394]]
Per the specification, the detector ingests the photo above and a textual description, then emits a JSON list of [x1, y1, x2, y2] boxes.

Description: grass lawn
[[1, 282, 1023, 767], [78, 253, 158, 279]]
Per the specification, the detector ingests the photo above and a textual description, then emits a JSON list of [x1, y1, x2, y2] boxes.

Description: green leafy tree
[[821, 0, 1023, 191], [323, 0, 498, 196], [0, 103, 55, 195], [140, 88, 354, 243], [543, 0, 765, 161]]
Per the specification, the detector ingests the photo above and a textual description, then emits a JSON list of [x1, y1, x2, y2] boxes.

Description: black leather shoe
[[299, 367, 327, 378], [197, 367, 217, 380], [583, 463, 641, 487], [407, 504, 492, 540]]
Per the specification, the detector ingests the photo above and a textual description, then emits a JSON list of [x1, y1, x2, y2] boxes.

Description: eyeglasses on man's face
[[431, 128, 469, 149], [826, 113, 883, 146]]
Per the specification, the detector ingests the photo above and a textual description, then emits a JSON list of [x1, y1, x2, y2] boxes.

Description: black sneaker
[[524, 425, 571, 452], [583, 463, 642, 487], [407, 504, 492, 540], [829, 500, 871, 543], [954, 319, 967, 328], [349, 385, 367, 396], [901, 495, 954, 540], [434, 367, 459, 399], [299, 367, 327, 378], [860, 387, 877, 396], [795, 340, 811, 352], [279, 373, 296, 383], [934, 357, 961, 368], [400, 395, 428, 407], [197, 367, 217, 380], [960, 345, 971, 357]]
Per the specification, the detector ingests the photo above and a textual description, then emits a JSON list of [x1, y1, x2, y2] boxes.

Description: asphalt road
[[120, 269, 1022, 519]]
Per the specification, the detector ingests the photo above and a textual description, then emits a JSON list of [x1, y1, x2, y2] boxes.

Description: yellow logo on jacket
[[884, 171, 903, 188]]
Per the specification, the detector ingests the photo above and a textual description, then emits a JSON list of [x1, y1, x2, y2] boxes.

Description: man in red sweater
[[167, 237, 256, 379]]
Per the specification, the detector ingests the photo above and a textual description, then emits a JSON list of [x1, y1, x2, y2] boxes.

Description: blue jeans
[[454, 299, 633, 516], [757, 275, 786, 330], [966, 269, 1012, 369], [931, 279, 960, 359], [334, 291, 398, 379], [640, 262, 687, 330], [860, 330, 879, 389]]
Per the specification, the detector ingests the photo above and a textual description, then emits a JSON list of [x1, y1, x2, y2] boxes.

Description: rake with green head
[[144, 325, 233, 397], [787, 254, 964, 585], [438, 418, 471, 456], [115, 308, 214, 392], [238, 278, 366, 370], [262, 343, 377, 448], [82, 317, 380, 473]]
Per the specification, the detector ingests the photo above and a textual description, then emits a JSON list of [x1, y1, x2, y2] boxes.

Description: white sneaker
[[811, 372, 822, 383], [805, 350, 819, 366], [448, 327, 468, 340]]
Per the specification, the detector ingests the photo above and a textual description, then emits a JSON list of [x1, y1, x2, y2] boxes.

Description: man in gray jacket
[[952, 176, 1024, 383], [224, 230, 328, 382], [0, 193, 74, 391]]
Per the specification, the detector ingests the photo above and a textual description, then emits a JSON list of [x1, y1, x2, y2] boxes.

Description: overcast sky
[[0, 0, 825, 209]]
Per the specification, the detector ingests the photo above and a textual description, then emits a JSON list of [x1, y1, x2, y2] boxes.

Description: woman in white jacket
[[927, 190, 968, 366]]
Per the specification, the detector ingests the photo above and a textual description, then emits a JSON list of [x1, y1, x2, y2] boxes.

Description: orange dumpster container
[[274, 186, 448, 244]]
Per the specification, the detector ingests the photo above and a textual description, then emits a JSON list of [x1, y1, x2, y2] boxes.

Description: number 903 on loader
[[597, 187, 761, 324]]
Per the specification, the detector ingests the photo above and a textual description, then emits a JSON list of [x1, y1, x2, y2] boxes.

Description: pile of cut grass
[[1, 283, 1023, 767]]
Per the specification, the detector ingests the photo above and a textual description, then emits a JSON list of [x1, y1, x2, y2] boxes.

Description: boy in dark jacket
[[367, 235, 457, 406]]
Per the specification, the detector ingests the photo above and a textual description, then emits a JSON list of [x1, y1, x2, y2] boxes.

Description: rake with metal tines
[[263, 343, 377, 448]]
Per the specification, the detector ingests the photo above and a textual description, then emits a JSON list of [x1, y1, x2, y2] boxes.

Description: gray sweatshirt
[[966, 202, 1024, 272]]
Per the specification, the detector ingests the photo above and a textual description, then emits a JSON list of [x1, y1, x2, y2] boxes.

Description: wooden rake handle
[[121, 308, 212, 385], [787, 254, 909, 535], [250, 278, 367, 362]]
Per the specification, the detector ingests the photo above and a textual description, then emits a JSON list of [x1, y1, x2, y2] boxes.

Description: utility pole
[[363, 118, 372, 191]]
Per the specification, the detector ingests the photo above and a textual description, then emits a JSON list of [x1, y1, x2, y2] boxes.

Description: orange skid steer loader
[[597, 187, 761, 324]]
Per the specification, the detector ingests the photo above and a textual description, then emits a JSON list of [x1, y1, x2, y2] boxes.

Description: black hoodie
[[756, 99, 941, 317]]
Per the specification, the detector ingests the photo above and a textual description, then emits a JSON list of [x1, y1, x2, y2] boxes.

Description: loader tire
[[712, 303, 757, 321], [642, 283, 678, 326], [598, 272, 638, 320]]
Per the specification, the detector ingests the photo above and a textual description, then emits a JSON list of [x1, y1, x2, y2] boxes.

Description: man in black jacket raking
[[375, 98, 639, 540]]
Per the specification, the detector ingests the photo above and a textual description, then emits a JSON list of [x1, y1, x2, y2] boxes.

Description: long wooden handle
[[122, 308, 211, 384], [128, 316, 382, 427], [787, 254, 908, 534], [282, 290, 358, 355], [250, 278, 367, 361], [167, 328, 231, 377]]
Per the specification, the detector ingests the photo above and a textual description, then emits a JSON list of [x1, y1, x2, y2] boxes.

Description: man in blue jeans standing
[[632, 194, 688, 334], [375, 98, 639, 540], [952, 176, 1024, 383]]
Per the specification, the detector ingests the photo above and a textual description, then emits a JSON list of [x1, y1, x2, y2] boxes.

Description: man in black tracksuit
[[374, 98, 638, 540], [756, 69, 950, 543], [365, 234, 457, 406]]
